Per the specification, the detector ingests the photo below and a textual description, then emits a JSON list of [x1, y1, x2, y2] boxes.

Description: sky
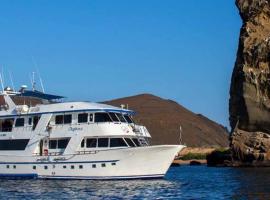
[[0, 0, 241, 128]]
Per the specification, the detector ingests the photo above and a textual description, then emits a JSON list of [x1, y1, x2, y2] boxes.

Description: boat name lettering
[[69, 127, 83, 132]]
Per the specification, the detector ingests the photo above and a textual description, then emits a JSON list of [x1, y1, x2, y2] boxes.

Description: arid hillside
[[104, 94, 229, 147]]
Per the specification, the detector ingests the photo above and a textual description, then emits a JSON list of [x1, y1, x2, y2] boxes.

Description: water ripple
[[0, 166, 270, 199]]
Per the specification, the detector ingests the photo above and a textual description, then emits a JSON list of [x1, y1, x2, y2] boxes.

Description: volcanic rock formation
[[230, 0, 270, 165]]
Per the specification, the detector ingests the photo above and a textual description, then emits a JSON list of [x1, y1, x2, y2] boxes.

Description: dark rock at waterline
[[229, 0, 270, 165], [207, 149, 232, 167], [190, 161, 202, 166]]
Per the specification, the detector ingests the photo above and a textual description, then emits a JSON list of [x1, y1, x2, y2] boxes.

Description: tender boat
[[0, 85, 185, 180]]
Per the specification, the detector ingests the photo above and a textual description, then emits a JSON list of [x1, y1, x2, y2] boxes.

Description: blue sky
[[0, 0, 241, 128]]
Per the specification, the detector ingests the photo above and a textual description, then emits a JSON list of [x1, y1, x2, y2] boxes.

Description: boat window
[[15, 118, 25, 127], [124, 138, 136, 147], [64, 115, 72, 124], [32, 116, 40, 130], [89, 114, 94, 122], [123, 115, 133, 123], [55, 115, 64, 124], [108, 113, 119, 122], [49, 140, 57, 149], [0, 118, 14, 132], [28, 117, 32, 125], [86, 138, 97, 148], [0, 139, 29, 150], [110, 138, 127, 147], [78, 113, 88, 123], [116, 113, 126, 123], [81, 139, 85, 148], [49, 138, 70, 149], [98, 138, 109, 148], [94, 113, 112, 123], [58, 138, 70, 149], [132, 138, 141, 147]]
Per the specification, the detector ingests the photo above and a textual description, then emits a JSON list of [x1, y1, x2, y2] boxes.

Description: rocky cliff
[[105, 94, 229, 147], [230, 0, 270, 165]]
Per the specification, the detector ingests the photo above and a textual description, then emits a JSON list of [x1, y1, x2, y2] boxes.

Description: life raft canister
[[44, 149, 48, 156]]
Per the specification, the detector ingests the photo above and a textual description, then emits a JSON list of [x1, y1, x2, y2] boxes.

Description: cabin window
[[13, 165, 16, 169], [49, 140, 57, 149], [110, 138, 127, 147], [0, 139, 29, 150], [94, 113, 112, 123], [32, 116, 40, 130], [33, 166, 36, 170], [98, 138, 109, 148], [6, 165, 9, 169], [55, 115, 72, 124], [116, 113, 126, 123], [55, 115, 63, 124], [71, 165, 75, 169], [64, 115, 72, 124], [63, 165, 66, 169], [0, 118, 14, 132], [58, 139, 70, 149], [49, 138, 70, 149], [28, 118, 32, 125], [79, 165, 83, 169], [108, 113, 119, 122], [89, 114, 94, 122], [111, 163, 116, 166], [101, 163, 106, 167], [86, 138, 97, 148], [78, 113, 88, 123], [15, 118, 25, 127], [81, 139, 85, 148], [124, 138, 136, 147], [92, 164, 96, 168], [132, 138, 141, 147], [123, 115, 133, 123], [44, 166, 48, 170]]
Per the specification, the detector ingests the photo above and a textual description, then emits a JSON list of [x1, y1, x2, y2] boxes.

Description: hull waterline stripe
[[39, 174, 165, 180], [0, 173, 38, 178], [0, 160, 119, 165]]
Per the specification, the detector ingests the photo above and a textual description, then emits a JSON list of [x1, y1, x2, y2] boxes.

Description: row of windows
[[49, 138, 70, 149], [0, 139, 30, 151], [81, 137, 141, 148], [0, 112, 134, 131], [6, 163, 116, 170], [0, 116, 40, 132], [55, 112, 134, 125]]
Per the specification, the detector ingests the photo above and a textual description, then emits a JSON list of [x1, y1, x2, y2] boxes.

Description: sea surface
[[0, 165, 269, 200]]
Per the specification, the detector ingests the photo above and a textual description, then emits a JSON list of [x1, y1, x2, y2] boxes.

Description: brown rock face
[[105, 94, 229, 147], [230, 0, 270, 165]]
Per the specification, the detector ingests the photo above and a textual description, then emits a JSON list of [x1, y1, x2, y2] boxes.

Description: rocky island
[[229, 0, 270, 166]]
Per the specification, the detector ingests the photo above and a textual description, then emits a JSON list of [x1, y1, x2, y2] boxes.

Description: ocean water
[[0, 165, 269, 200]]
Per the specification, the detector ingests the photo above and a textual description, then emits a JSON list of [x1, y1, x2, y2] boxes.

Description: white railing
[[133, 125, 151, 138]]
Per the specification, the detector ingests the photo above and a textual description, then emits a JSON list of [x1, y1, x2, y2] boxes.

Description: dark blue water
[[0, 165, 269, 199]]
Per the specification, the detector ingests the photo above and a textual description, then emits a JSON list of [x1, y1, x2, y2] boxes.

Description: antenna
[[31, 56, 45, 93], [37, 69, 45, 93], [0, 72, 4, 93], [8, 71, 15, 91], [1, 67, 5, 89], [32, 71, 36, 91], [179, 125, 182, 145]]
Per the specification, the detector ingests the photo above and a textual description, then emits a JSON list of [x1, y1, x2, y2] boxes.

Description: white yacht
[[0, 86, 185, 180]]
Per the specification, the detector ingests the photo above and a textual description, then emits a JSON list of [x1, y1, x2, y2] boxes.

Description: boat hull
[[0, 145, 185, 180]]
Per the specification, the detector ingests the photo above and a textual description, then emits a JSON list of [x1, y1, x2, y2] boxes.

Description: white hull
[[0, 145, 185, 180]]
